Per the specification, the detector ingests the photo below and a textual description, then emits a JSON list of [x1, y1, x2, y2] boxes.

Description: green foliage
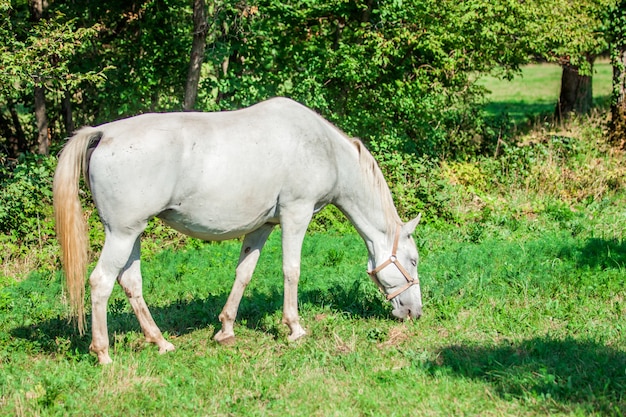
[[535, 0, 615, 73], [1, 0, 618, 159], [207, 0, 542, 158], [75, 0, 193, 119], [608, 1, 626, 106], [373, 149, 457, 226], [0, 153, 56, 248], [0, 1, 109, 152], [1, 14, 106, 93], [309, 205, 354, 234]]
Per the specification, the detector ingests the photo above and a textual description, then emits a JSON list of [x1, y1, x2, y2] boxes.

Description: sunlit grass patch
[[479, 61, 612, 121]]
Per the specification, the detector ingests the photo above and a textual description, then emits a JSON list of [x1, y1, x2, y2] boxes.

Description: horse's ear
[[403, 213, 422, 235]]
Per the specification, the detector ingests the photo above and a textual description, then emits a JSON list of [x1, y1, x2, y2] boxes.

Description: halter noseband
[[367, 224, 419, 300]]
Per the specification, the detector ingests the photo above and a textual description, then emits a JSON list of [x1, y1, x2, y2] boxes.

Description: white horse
[[53, 97, 422, 364]]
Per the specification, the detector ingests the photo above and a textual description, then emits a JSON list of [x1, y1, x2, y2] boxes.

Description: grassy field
[[1, 64, 625, 416], [479, 60, 613, 120], [1, 215, 624, 416]]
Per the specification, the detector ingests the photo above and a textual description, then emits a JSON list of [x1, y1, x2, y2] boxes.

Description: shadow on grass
[[8, 277, 387, 357], [484, 100, 555, 122], [484, 96, 610, 124], [430, 337, 626, 415], [574, 238, 626, 271]]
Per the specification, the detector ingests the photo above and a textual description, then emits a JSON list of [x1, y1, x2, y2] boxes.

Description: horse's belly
[[158, 203, 278, 241]]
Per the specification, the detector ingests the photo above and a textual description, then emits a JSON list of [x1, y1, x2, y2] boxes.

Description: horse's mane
[[350, 138, 402, 233]]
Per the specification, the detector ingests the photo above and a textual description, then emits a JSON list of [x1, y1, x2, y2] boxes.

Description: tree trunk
[[8, 99, 27, 155], [29, 0, 46, 20], [609, 2, 626, 148], [30, 0, 50, 154], [183, 0, 208, 111], [609, 47, 626, 148], [554, 59, 594, 121], [0, 111, 17, 157], [62, 90, 74, 136], [34, 85, 49, 155]]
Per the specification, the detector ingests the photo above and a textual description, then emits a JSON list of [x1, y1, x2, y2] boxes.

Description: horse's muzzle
[[408, 308, 422, 320], [392, 306, 422, 320]]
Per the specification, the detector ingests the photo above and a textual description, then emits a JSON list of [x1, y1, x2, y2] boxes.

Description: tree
[[537, 0, 614, 121], [184, 0, 208, 111], [2, 0, 619, 159], [0, 1, 106, 156], [555, 56, 595, 120], [71, 0, 192, 118], [609, 0, 626, 147], [29, 0, 50, 155], [0, 0, 26, 156], [203, 0, 544, 157]]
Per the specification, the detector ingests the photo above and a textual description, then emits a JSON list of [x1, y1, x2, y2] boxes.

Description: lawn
[[479, 60, 613, 120], [1, 207, 624, 415]]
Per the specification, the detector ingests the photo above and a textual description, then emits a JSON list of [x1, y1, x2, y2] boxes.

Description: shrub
[[373, 149, 457, 227], [0, 153, 56, 247]]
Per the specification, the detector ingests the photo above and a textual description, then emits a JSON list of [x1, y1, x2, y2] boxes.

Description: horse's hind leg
[[117, 237, 175, 355], [90, 231, 141, 364], [214, 224, 274, 344]]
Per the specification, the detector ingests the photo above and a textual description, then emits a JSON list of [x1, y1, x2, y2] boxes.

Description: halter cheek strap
[[367, 225, 419, 300]]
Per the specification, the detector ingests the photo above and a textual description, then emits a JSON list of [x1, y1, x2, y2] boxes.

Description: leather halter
[[367, 225, 419, 300]]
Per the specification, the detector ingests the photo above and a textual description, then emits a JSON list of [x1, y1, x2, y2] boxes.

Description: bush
[[0, 153, 56, 246], [372, 149, 457, 227]]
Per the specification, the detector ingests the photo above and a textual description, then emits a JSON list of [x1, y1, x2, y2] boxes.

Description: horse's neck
[[333, 152, 398, 257]]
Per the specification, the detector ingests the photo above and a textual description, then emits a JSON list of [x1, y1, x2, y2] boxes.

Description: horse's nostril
[[409, 309, 422, 320]]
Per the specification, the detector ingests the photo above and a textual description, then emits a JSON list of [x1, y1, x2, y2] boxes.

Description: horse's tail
[[53, 127, 102, 335]]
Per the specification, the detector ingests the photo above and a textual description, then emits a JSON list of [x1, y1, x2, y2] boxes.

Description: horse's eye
[[411, 259, 417, 267]]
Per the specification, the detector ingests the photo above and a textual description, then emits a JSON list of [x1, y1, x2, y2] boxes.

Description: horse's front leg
[[280, 210, 312, 342], [282, 260, 306, 342], [214, 224, 274, 344]]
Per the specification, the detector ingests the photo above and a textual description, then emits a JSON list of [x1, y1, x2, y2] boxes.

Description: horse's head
[[368, 215, 422, 320]]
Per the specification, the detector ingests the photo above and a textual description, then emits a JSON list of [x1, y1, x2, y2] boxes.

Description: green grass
[[479, 60, 613, 121], [1, 208, 625, 415]]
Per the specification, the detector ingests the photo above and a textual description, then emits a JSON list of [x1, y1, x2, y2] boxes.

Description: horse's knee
[[282, 264, 300, 283]]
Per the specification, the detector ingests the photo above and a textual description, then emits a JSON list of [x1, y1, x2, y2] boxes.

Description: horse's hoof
[[158, 341, 176, 354], [287, 328, 306, 342], [97, 354, 113, 365], [214, 331, 236, 345], [91, 344, 113, 365]]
